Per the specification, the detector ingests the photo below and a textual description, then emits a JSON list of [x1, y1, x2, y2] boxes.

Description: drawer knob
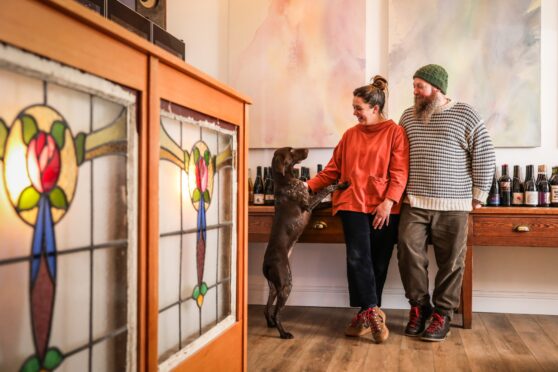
[[313, 220, 328, 230], [514, 225, 530, 233]]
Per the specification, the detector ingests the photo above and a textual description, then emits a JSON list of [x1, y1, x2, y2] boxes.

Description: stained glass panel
[[92, 245, 128, 339], [93, 156, 128, 244], [158, 235, 181, 309], [180, 297, 199, 344], [0, 44, 137, 371], [158, 305, 180, 360], [180, 232, 198, 299], [55, 163, 91, 251], [91, 331, 128, 372], [158, 102, 237, 368], [159, 157, 182, 235]]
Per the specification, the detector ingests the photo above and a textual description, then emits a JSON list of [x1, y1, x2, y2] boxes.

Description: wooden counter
[[249, 205, 558, 329]]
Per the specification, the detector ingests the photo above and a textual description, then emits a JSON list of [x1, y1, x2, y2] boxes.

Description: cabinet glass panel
[[158, 102, 237, 367], [0, 45, 137, 372]]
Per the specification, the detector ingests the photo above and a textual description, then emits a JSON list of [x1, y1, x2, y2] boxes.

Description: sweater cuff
[[473, 187, 489, 203], [386, 188, 404, 204], [306, 178, 320, 192]]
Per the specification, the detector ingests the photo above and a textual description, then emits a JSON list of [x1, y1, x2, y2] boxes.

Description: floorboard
[[248, 305, 558, 372]]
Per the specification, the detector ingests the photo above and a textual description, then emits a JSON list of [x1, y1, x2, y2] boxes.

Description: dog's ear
[[272, 154, 285, 176]]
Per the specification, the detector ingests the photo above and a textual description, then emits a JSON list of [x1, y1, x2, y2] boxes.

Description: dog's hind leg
[[264, 280, 278, 327], [273, 273, 294, 339]]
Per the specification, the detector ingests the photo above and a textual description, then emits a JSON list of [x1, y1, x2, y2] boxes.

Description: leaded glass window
[[0, 44, 137, 372], [158, 101, 237, 369]]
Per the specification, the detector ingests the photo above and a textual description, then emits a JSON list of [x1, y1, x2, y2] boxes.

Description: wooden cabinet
[[249, 205, 558, 330], [461, 207, 558, 328], [1, 2, 250, 371]]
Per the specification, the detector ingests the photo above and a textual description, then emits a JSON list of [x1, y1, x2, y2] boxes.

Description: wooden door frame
[[0, 1, 250, 371]]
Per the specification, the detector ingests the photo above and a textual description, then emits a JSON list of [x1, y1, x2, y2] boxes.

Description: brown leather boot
[[368, 306, 389, 343], [405, 305, 433, 337]]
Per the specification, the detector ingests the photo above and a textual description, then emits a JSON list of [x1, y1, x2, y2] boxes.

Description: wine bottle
[[550, 166, 558, 207], [487, 167, 500, 206], [299, 167, 308, 182], [253, 166, 265, 205], [536, 164, 550, 207], [524, 165, 537, 207], [317, 164, 323, 174], [498, 164, 511, 206], [511, 165, 524, 206], [263, 166, 269, 184], [248, 168, 254, 205], [264, 167, 275, 205]]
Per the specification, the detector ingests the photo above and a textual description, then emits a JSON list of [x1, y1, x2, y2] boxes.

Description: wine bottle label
[[512, 193, 524, 205], [499, 182, 511, 191], [265, 194, 274, 201], [539, 192, 550, 205], [551, 185, 558, 203], [253, 194, 265, 205], [525, 191, 538, 205]]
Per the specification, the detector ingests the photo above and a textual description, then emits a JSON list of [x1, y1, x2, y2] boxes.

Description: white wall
[[167, 0, 558, 315], [167, 0, 229, 80]]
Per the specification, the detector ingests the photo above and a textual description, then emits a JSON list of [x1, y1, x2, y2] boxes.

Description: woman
[[306, 76, 409, 343]]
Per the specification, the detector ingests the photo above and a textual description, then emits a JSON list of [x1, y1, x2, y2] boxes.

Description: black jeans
[[338, 211, 399, 308]]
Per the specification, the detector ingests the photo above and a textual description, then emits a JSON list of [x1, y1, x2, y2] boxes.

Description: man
[[398, 64, 495, 342]]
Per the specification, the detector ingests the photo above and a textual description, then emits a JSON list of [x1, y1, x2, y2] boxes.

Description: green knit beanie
[[413, 64, 448, 94]]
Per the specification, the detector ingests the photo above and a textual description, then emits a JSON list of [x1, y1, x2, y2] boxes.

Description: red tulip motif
[[26, 132, 61, 193], [195, 156, 208, 192]]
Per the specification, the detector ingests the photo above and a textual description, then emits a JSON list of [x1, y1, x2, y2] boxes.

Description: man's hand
[[472, 199, 482, 209], [372, 199, 394, 229]]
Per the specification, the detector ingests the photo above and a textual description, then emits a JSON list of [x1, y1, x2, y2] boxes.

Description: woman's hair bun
[[371, 75, 388, 91]]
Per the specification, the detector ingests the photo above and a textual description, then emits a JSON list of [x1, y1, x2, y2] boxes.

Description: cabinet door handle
[[313, 221, 328, 230], [514, 225, 530, 232]]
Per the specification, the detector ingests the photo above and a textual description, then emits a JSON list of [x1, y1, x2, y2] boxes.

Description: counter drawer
[[472, 215, 558, 247], [299, 215, 344, 243], [248, 212, 345, 244]]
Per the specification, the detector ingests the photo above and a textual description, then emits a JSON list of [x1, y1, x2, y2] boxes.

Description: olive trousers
[[397, 204, 469, 319]]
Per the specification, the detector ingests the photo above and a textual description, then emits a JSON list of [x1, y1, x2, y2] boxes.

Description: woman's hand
[[372, 199, 394, 229]]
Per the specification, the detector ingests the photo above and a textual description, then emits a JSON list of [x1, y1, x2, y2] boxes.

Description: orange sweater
[[307, 119, 409, 215]]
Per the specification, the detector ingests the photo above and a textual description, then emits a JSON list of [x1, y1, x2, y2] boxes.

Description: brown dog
[[262, 147, 348, 339]]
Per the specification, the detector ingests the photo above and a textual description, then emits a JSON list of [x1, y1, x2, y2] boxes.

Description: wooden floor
[[248, 305, 558, 371]]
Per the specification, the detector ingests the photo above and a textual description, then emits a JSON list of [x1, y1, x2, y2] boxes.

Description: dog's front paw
[[280, 332, 294, 339], [266, 319, 277, 328], [337, 181, 350, 190]]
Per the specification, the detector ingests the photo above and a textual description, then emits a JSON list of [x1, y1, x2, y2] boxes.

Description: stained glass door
[[0, 44, 138, 372], [157, 102, 237, 370]]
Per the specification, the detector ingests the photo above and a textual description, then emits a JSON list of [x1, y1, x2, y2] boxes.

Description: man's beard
[[414, 93, 439, 123]]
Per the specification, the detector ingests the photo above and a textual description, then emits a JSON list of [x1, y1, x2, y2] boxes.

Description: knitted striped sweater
[[399, 99, 495, 211]]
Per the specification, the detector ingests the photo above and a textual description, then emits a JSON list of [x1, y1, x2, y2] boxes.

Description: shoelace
[[408, 306, 420, 328], [426, 312, 445, 333], [366, 308, 383, 333], [350, 310, 370, 327]]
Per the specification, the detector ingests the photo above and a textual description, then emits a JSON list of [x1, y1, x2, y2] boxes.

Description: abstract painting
[[388, 0, 541, 147], [229, 0, 366, 148]]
